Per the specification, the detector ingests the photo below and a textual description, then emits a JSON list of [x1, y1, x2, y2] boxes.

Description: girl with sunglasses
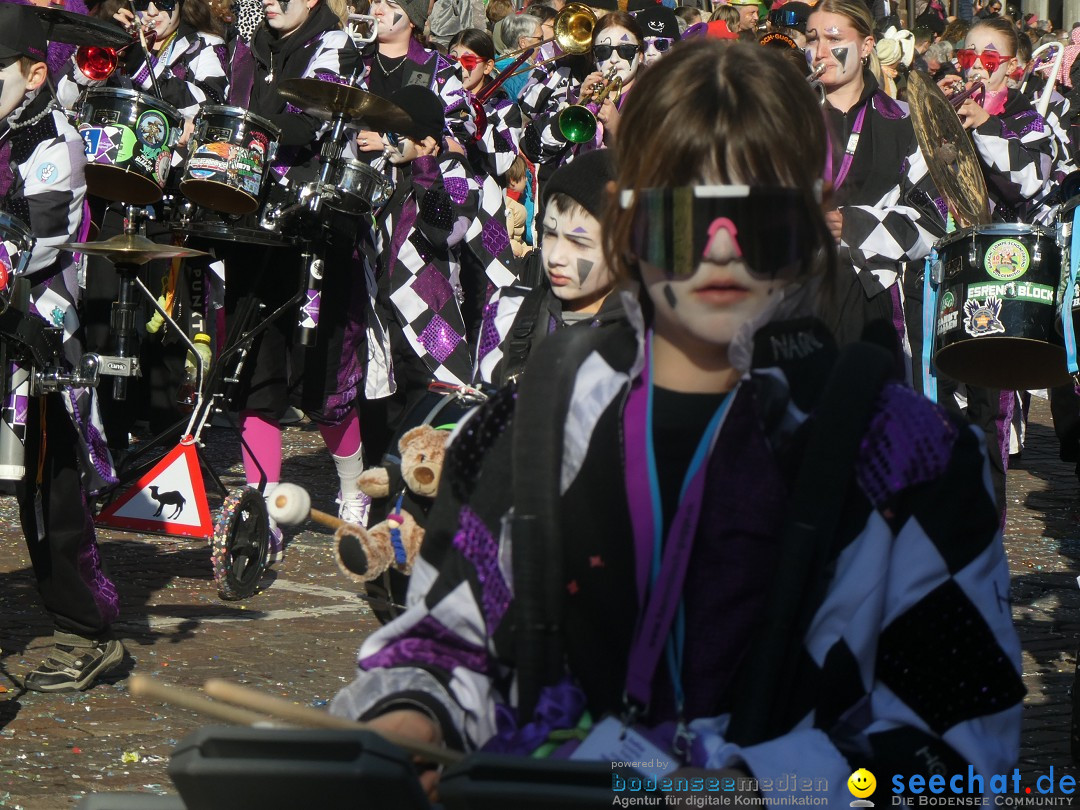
[[330, 41, 1021, 801], [524, 12, 644, 174], [926, 17, 1054, 511], [57, 0, 226, 127]]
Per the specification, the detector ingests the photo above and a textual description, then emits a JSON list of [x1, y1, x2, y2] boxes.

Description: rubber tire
[[212, 487, 270, 600]]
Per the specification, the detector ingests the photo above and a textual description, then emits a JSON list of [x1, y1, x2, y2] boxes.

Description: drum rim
[[80, 86, 183, 123], [936, 222, 1054, 246], [1060, 195, 1080, 216], [0, 211, 35, 244], [196, 104, 282, 139]]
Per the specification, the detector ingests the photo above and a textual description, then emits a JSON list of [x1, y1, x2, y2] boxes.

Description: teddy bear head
[[398, 425, 449, 498]]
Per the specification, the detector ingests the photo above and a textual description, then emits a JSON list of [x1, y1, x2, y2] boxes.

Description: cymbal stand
[[101, 206, 147, 401]]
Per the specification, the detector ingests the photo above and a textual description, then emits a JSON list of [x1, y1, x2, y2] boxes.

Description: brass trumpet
[[947, 79, 985, 109], [807, 62, 826, 105], [558, 65, 622, 144]]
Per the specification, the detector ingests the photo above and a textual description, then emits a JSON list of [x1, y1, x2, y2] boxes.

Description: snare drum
[[180, 106, 281, 216], [78, 87, 181, 205], [0, 213, 35, 312], [322, 159, 394, 216], [933, 223, 1065, 390]]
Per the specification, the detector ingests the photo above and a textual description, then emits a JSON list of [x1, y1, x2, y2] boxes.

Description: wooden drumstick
[[267, 483, 353, 531], [129, 675, 276, 727], [203, 678, 463, 766]]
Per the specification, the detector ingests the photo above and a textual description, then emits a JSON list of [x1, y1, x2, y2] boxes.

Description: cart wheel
[[212, 487, 270, 600]]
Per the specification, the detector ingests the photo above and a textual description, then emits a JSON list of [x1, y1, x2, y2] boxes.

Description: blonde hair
[[326, 0, 350, 25]]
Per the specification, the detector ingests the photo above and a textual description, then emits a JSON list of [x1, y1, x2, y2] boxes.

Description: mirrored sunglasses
[[619, 186, 822, 279], [644, 37, 674, 52], [449, 52, 485, 70], [956, 47, 1011, 73]]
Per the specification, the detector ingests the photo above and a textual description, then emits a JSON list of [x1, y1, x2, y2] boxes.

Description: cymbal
[[58, 234, 208, 265], [907, 71, 991, 228], [29, 5, 131, 48], [277, 78, 414, 134]]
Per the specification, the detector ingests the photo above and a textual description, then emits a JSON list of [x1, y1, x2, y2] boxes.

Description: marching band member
[[0, 5, 124, 693], [57, 0, 228, 128], [635, 5, 681, 68], [353, 0, 473, 154], [805, 0, 944, 354], [523, 11, 644, 170], [331, 43, 1023, 802], [222, 0, 370, 538]]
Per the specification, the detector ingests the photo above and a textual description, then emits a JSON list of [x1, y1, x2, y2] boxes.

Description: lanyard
[[622, 333, 736, 718], [832, 104, 867, 192]]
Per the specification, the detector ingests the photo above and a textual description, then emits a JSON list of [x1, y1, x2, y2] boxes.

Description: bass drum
[[78, 87, 181, 205], [180, 105, 281, 216], [933, 224, 1065, 390]]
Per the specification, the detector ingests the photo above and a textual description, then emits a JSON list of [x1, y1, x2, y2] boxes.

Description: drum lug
[[1033, 241, 1043, 267], [968, 242, 978, 267], [931, 258, 944, 285]]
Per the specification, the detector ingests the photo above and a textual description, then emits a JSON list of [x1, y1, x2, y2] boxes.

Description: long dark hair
[[181, 0, 224, 37]]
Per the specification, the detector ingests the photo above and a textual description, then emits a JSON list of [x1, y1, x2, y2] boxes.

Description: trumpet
[[558, 65, 621, 144], [946, 79, 985, 109], [76, 25, 157, 82], [471, 2, 596, 138], [807, 62, 826, 105]]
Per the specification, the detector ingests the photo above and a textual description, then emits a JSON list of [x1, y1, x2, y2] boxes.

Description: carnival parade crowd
[[2, 0, 1077, 799]]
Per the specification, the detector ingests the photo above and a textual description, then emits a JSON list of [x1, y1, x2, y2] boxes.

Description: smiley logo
[[848, 768, 877, 799]]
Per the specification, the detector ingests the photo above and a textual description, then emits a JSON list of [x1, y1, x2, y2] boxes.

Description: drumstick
[[129, 674, 276, 727], [268, 483, 354, 532], [203, 678, 464, 766]]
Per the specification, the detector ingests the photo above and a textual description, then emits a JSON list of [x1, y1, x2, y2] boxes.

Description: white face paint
[[962, 27, 1015, 92], [140, 1, 183, 43], [263, 0, 313, 35], [448, 45, 492, 93], [594, 25, 642, 86], [0, 61, 29, 122], [372, 0, 412, 43], [805, 11, 870, 91], [642, 36, 674, 67], [541, 203, 613, 314], [640, 216, 794, 349]]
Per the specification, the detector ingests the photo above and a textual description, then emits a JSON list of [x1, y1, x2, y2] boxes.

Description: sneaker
[[267, 516, 285, 565], [337, 491, 372, 527], [23, 633, 125, 693]]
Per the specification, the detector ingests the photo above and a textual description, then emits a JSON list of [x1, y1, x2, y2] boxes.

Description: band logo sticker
[[136, 111, 168, 148], [963, 296, 1006, 337], [968, 280, 1054, 304], [937, 289, 959, 335], [984, 238, 1030, 282]]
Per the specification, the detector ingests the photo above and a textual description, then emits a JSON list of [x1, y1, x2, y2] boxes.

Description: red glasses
[[956, 48, 1012, 73], [449, 52, 484, 71]]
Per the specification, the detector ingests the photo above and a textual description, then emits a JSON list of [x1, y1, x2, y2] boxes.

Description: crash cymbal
[[907, 71, 991, 228], [29, 5, 131, 48], [277, 78, 414, 133], [58, 234, 208, 265]]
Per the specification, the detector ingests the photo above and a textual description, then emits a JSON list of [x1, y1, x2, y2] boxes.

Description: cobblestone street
[[0, 399, 1076, 808]]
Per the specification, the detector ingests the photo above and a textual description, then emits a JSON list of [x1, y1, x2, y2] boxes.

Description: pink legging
[[240, 409, 362, 486]]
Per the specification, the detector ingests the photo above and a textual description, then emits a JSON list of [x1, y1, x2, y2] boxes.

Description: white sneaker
[[267, 515, 285, 565], [336, 491, 372, 527]]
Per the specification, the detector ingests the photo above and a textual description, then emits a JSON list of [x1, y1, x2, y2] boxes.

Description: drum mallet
[[268, 482, 353, 531]]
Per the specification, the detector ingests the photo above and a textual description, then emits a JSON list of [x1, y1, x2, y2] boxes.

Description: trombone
[[471, 2, 596, 137], [558, 65, 621, 144]]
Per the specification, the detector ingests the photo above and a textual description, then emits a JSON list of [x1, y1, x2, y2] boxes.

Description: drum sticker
[[0, 242, 12, 292], [967, 280, 1054, 305], [136, 111, 169, 149], [984, 238, 1030, 282], [963, 296, 1007, 337], [79, 125, 136, 165], [937, 289, 959, 335], [187, 142, 232, 179], [299, 291, 321, 329]]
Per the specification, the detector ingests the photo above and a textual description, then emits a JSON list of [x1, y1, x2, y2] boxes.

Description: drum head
[[935, 338, 1071, 390], [180, 179, 260, 216], [85, 164, 164, 205]]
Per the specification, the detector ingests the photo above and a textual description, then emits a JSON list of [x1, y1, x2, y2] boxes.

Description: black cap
[[389, 85, 445, 141], [542, 150, 616, 220], [635, 5, 680, 38], [0, 4, 47, 64]]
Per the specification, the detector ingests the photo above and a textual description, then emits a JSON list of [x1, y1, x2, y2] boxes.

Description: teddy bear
[[334, 425, 449, 585]]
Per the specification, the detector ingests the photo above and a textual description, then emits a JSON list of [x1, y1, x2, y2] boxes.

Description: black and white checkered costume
[[56, 23, 227, 120], [331, 296, 1023, 801]]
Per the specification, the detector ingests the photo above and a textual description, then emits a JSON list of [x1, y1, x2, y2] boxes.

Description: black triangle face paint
[[663, 283, 677, 310], [831, 45, 848, 68]]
